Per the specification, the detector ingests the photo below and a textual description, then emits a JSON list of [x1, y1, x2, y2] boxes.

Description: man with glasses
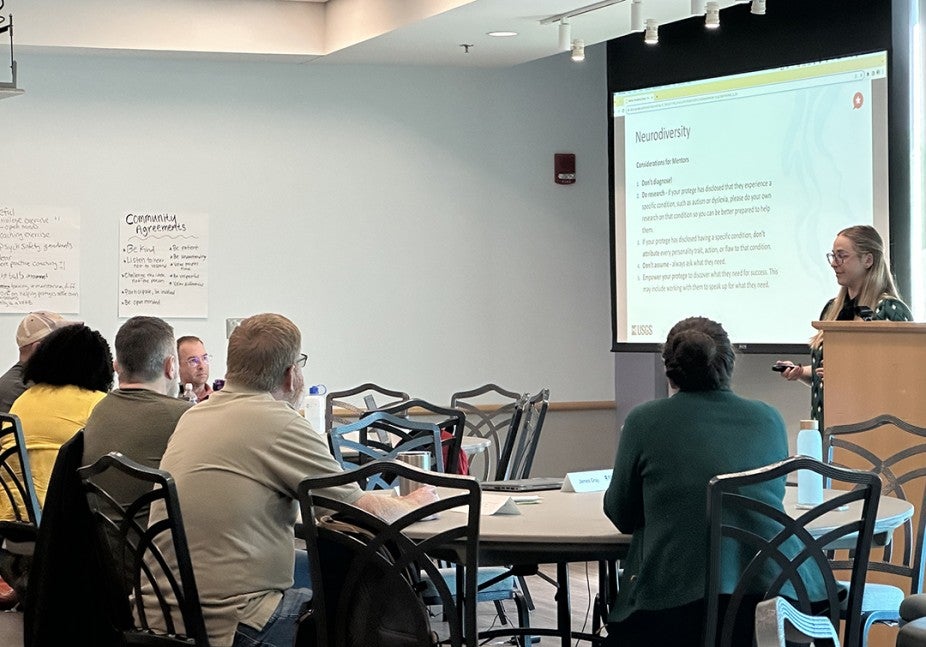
[[177, 335, 213, 402], [150, 313, 437, 647]]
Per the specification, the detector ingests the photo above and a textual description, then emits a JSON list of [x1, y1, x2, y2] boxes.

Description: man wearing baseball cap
[[0, 311, 76, 413]]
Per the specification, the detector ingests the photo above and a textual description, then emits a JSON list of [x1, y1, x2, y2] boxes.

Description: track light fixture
[[558, 19, 571, 52], [631, 0, 644, 32], [751, 0, 766, 15], [705, 2, 720, 28], [571, 39, 585, 62], [541, 0, 623, 51], [644, 19, 658, 45], [0, 11, 23, 100]]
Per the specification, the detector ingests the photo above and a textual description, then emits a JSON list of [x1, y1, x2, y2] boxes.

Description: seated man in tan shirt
[[150, 313, 436, 647]]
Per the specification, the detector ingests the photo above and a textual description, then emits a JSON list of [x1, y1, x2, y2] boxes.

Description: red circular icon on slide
[[853, 92, 864, 109]]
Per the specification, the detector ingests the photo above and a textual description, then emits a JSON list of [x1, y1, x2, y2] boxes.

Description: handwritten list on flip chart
[[0, 205, 81, 313], [119, 212, 209, 318]]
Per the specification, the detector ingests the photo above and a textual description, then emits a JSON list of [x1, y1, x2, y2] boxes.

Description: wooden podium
[[813, 321, 926, 647], [813, 321, 926, 428]]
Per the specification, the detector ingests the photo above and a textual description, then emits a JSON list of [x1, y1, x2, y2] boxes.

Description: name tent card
[[561, 469, 612, 493], [479, 494, 522, 515], [449, 493, 522, 516]]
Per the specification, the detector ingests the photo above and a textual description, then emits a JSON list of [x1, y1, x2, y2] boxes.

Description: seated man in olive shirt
[[149, 313, 436, 647], [83, 316, 191, 508]]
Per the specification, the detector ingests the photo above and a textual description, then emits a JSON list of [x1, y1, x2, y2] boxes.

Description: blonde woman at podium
[[775, 225, 912, 429]]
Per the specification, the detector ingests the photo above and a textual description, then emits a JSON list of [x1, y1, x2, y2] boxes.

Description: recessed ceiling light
[[487, 31, 518, 37]]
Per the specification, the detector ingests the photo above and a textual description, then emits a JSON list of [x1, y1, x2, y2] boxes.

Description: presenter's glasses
[[826, 251, 856, 266]]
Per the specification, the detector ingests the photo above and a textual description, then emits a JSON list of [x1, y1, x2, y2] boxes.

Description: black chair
[[499, 389, 549, 482], [471, 391, 537, 636], [296, 459, 481, 647], [25, 430, 124, 647], [325, 383, 410, 435], [328, 412, 531, 642], [0, 413, 41, 600], [460, 391, 544, 621], [823, 414, 926, 645], [705, 456, 881, 647], [78, 452, 209, 646], [373, 398, 467, 475], [450, 384, 523, 482], [329, 411, 445, 485]]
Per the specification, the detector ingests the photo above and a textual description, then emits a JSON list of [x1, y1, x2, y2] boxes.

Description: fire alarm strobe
[[554, 153, 576, 184]]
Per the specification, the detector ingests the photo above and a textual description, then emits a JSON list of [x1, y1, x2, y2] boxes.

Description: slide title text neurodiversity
[[635, 125, 691, 143]]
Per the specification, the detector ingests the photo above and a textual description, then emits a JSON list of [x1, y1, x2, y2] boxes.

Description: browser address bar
[[623, 69, 869, 115]]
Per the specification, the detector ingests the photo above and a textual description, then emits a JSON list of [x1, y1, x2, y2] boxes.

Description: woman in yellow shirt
[[8, 324, 113, 507], [0, 323, 112, 604]]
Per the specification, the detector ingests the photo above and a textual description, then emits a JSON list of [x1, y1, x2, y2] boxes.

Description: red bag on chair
[[440, 429, 468, 476]]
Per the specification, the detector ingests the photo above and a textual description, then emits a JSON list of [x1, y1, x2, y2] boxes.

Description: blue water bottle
[[796, 419, 823, 507]]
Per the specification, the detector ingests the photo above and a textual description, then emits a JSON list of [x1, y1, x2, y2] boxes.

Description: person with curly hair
[[6, 323, 114, 507], [0, 323, 112, 605]]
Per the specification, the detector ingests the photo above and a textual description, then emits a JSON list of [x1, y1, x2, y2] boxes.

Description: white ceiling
[[8, 0, 750, 68]]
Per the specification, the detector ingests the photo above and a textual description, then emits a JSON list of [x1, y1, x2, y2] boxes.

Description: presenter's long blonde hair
[[810, 225, 902, 349]]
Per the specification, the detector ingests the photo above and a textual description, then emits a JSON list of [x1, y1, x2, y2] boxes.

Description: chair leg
[[513, 592, 532, 646], [517, 575, 535, 610], [494, 600, 510, 625], [860, 612, 877, 647]]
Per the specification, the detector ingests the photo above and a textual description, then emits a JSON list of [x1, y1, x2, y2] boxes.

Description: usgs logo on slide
[[631, 324, 654, 336]]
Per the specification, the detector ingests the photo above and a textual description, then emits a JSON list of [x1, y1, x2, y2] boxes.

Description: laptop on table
[[480, 477, 564, 492]]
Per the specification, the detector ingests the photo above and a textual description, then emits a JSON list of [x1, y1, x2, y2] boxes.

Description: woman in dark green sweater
[[603, 316, 799, 646]]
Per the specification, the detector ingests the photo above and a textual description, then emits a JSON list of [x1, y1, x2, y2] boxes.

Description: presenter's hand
[[775, 361, 804, 381]]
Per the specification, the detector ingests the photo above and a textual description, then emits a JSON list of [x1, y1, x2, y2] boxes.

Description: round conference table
[[405, 486, 914, 647]]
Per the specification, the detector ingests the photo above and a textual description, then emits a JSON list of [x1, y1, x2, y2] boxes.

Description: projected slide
[[612, 51, 889, 348]]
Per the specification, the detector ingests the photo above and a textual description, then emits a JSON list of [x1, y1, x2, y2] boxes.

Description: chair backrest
[[500, 389, 550, 482], [704, 456, 881, 647], [297, 460, 480, 647], [0, 412, 42, 526], [330, 411, 444, 488], [450, 384, 522, 481], [325, 383, 410, 435], [823, 414, 926, 594], [373, 399, 466, 474], [78, 452, 209, 646]]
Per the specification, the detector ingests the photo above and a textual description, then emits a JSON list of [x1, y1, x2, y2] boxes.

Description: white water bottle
[[796, 419, 823, 507], [182, 382, 198, 404], [303, 384, 327, 435]]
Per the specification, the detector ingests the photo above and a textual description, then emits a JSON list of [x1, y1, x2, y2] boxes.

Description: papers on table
[[448, 492, 545, 516]]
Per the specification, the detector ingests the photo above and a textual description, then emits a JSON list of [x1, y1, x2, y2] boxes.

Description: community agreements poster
[[119, 211, 209, 318]]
